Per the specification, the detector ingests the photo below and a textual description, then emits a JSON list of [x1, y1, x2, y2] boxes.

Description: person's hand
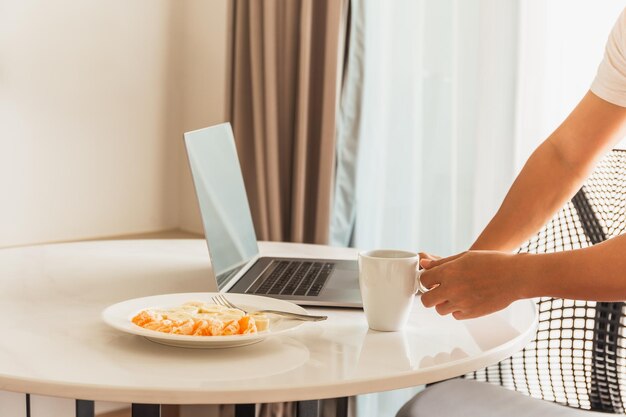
[[418, 252, 441, 265], [419, 250, 526, 320]]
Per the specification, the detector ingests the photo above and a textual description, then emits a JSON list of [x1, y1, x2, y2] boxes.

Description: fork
[[211, 294, 327, 322]]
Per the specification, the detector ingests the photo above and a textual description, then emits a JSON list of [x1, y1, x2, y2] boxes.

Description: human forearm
[[472, 91, 626, 252], [519, 233, 626, 301]]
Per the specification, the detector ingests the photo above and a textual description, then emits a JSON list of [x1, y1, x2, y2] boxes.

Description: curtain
[[230, 1, 348, 416], [332, 0, 520, 257], [514, 0, 626, 162], [332, 0, 626, 255], [330, 2, 520, 415], [231, 0, 349, 245]]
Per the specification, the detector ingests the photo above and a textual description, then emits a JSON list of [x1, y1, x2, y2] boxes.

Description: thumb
[[418, 252, 440, 262], [420, 252, 465, 269], [418, 252, 439, 269]]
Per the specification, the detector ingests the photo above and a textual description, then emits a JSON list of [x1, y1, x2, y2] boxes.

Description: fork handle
[[255, 310, 327, 321]]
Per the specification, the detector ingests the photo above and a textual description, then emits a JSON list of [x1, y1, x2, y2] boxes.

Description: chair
[[398, 149, 626, 416]]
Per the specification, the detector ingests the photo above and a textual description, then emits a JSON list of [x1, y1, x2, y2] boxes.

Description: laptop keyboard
[[246, 260, 334, 297]]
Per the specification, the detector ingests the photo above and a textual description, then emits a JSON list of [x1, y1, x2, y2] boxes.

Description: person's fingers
[[419, 253, 440, 269], [435, 301, 456, 316], [422, 252, 466, 269], [419, 258, 433, 269], [419, 269, 440, 289], [420, 287, 447, 308], [418, 252, 440, 260], [452, 310, 470, 320], [430, 252, 465, 268]]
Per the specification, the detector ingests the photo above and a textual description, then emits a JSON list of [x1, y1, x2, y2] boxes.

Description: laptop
[[184, 123, 362, 308]]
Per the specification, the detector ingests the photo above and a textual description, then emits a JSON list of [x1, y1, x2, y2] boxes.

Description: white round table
[[0, 239, 537, 411]]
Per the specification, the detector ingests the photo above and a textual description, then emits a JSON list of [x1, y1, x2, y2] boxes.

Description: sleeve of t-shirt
[[591, 8, 626, 107]]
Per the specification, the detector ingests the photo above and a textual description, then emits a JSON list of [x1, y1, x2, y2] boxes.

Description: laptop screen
[[184, 124, 259, 288]]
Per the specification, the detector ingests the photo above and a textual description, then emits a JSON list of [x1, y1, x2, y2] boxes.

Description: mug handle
[[415, 268, 431, 294]]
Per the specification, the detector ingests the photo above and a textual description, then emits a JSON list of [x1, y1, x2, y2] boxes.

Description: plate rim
[[101, 292, 308, 344]]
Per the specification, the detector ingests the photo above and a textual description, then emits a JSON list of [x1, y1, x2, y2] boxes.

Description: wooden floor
[[97, 409, 130, 417]]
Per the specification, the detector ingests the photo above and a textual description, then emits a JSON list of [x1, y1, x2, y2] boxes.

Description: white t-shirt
[[591, 8, 626, 107]]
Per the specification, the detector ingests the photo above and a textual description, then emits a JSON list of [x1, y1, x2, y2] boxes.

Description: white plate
[[102, 292, 309, 349]]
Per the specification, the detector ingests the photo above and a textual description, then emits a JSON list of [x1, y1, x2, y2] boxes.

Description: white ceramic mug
[[358, 249, 424, 332]]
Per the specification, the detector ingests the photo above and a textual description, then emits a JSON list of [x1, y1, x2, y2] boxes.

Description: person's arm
[[418, 92, 626, 319], [524, 233, 626, 301], [420, 233, 626, 319], [471, 91, 626, 252]]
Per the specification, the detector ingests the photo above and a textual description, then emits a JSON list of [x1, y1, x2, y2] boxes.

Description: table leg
[[335, 397, 348, 417], [235, 404, 256, 417], [297, 400, 319, 417], [25, 394, 31, 417], [76, 400, 95, 417], [132, 403, 161, 417]]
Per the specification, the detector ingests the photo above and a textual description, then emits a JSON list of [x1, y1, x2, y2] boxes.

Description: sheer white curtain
[[333, 0, 625, 255], [332, 1, 624, 416], [515, 1, 625, 164], [333, 0, 520, 256]]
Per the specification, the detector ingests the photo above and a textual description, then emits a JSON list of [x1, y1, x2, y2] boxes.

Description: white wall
[[0, 0, 230, 413], [177, 0, 231, 234], [0, 0, 229, 248]]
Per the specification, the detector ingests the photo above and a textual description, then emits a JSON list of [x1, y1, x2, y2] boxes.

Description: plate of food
[[102, 292, 310, 348]]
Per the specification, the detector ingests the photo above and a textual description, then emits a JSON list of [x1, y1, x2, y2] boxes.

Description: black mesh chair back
[[467, 149, 626, 413]]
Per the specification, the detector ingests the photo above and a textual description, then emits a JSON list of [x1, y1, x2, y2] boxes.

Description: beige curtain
[[231, 0, 348, 244], [230, 1, 350, 416]]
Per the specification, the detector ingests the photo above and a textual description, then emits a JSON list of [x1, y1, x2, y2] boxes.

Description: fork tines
[[212, 294, 238, 310]]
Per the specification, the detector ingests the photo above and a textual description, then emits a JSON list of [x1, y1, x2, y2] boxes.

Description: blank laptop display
[[185, 124, 259, 288], [184, 123, 362, 308]]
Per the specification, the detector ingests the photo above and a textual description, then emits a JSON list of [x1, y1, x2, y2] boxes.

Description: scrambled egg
[[131, 301, 270, 336]]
